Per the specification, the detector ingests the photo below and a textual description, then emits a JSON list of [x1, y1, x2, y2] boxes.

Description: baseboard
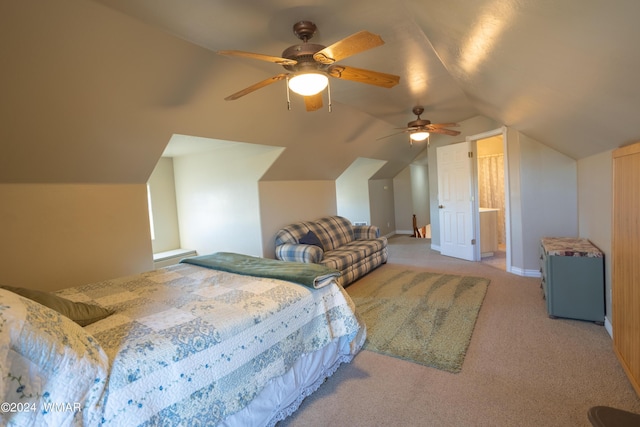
[[509, 266, 541, 278], [604, 316, 613, 338], [396, 229, 414, 235]]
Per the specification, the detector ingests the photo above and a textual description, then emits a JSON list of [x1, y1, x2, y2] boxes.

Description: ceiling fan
[[379, 106, 461, 145], [217, 21, 400, 112]]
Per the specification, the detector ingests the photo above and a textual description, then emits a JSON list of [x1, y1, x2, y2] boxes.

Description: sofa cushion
[[274, 221, 314, 246], [353, 224, 380, 240], [319, 238, 387, 271], [319, 248, 362, 272], [341, 238, 387, 257], [311, 216, 355, 251], [275, 242, 323, 264]]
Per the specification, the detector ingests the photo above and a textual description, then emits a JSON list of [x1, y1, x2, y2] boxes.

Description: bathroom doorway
[[475, 133, 508, 271]]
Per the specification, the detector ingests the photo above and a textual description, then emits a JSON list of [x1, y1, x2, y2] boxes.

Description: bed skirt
[[223, 326, 366, 427]]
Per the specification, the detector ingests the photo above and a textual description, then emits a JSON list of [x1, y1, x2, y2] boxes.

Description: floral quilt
[[0, 289, 108, 426], [3, 262, 363, 426]]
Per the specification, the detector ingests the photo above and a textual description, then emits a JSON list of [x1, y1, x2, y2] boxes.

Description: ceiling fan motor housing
[[282, 43, 329, 72], [408, 118, 431, 128], [409, 106, 430, 128]]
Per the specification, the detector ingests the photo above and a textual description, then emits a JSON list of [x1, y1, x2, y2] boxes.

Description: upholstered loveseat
[[274, 216, 388, 286]]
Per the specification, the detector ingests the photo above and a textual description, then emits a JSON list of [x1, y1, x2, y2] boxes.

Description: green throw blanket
[[180, 252, 341, 289]]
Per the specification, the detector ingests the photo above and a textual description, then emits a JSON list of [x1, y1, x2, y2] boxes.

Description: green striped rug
[[348, 266, 489, 373]]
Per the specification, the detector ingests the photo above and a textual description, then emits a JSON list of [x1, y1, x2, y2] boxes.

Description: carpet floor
[[349, 266, 489, 373], [279, 235, 640, 427]]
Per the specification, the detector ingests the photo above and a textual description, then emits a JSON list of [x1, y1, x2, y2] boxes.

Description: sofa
[[274, 215, 388, 286]]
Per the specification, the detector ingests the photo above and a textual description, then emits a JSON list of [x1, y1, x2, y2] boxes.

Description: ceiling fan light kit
[[217, 20, 400, 112], [287, 72, 329, 96], [410, 131, 430, 142]]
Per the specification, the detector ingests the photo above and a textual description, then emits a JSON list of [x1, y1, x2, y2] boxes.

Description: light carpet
[[348, 266, 489, 373]]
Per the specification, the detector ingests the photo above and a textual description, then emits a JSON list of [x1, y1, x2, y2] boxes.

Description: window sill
[[153, 248, 197, 268]]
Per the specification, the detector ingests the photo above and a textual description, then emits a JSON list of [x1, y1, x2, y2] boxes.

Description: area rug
[[348, 266, 489, 373]]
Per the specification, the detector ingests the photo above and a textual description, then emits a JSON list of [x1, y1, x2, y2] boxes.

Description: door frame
[[467, 126, 512, 272]]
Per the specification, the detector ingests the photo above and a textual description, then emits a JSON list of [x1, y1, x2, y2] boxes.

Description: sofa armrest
[[353, 225, 380, 240], [275, 243, 324, 264]]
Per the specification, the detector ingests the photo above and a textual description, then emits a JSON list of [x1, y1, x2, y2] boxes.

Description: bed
[[0, 252, 365, 426]]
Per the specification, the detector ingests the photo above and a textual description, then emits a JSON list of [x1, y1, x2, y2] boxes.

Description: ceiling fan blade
[[429, 128, 461, 136], [224, 73, 289, 101], [313, 31, 385, 65], [429, 123, 460, 129], [217, 50, 297, 66], [328, 65, 400, 88], [304, 93, 323, 112]]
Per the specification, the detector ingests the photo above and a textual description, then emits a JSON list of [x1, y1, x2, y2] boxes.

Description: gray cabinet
[[539, 237, 605, 324]]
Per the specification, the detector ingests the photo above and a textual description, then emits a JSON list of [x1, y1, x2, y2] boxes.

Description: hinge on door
[[471, 239, 476, 245], [468, 151, 473, 158]]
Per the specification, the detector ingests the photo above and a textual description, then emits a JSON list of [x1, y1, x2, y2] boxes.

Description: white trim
[[509, 266, 541, 278], [153, 248, 196, 261], [604, 317, 613, 338], [467, 127, 506, 141], [153, 249, 197, 268], [431, 243, 441, 252], [467, 126, 512, 271]]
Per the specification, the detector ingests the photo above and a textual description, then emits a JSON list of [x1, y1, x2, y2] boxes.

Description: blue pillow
[[299, 230, 324, 251]]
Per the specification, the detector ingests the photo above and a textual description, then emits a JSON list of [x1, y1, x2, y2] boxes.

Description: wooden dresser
[[612, 141, 640, 398]]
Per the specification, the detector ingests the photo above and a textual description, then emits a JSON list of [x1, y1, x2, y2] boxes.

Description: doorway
[[475, 133, 508, 270]]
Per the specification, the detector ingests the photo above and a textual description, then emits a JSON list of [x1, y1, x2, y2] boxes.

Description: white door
[[437, 141, 476, 261]]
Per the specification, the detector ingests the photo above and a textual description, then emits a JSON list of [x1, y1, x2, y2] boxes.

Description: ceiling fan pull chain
[[328, 80, 332, 112], [286, 76, 292, 110]]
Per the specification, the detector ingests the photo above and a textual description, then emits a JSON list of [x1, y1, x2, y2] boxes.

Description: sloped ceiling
[[2, 0, 640, 184]]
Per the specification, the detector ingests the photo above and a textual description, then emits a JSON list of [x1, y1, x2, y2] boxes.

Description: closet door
[[612, 141, 640, 397]]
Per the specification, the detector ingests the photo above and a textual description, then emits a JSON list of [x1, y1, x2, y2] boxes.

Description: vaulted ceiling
[[2, 0, 640, 184]]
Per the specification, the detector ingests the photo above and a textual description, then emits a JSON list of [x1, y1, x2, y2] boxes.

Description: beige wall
[[516, 132, 578, 273], [259, 181, 337, 258], [336, 157, 387, 225], [393, 167, 414, 233], [410, 163, 430, 228], [0, 184, 153, 291], [577, 150, 613, 326], [369, 179, 396, 236]]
